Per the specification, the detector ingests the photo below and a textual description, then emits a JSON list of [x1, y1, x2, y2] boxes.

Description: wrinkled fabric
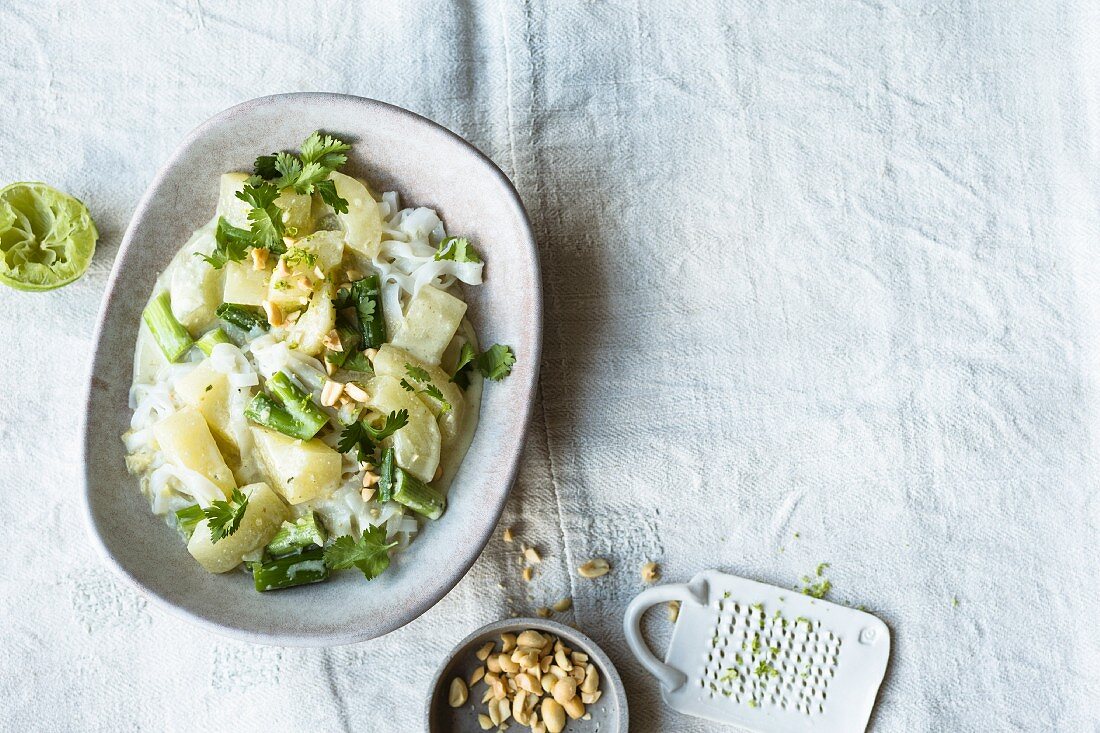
[[1, 1, 1099, 730]]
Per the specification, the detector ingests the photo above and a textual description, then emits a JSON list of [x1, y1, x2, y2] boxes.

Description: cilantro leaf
[[323, 526, 397, 580], [450, 342, 478, 389], [258, 132, 351, 212], [366, 409, 410, 442], [476, 344, 516, 381], [336, 420, 370, 458], [197, 217, 253, 269], [253, 154, 280, 180], [203, 487, 250, 544], [420, 383, 452, 414], [454, 342, 477, 373], [235, 182, 285, 252], [333, 284, 374, 318], [401, 364, 452, 413], [272, 151, 304, 189], [404, 363, 431, 384], [291, 161, 331, 194], [336, 409, 409, 462], [236, 180, 280, 210], [434, 236, 482, 263], [300, 131, 351, 169], [315, 179, 349, 214], [450, 344, 516, 386]]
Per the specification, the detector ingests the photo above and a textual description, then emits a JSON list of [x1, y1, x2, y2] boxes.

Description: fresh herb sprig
[[253, 131, 351, 214], [235, 181, 287, 252], [198, 131, 353, 270], [198, 218, 254, 269], [434, 236, 482, 263], [337, 409, 409, 463], [323, 526, 397, 580], [401, 364, 452, 413], [451, 343, 516, 388], [203, 488, 250, 544]]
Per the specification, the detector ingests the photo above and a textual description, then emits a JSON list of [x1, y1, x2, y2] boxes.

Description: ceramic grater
[[624, 569, 890, 732]]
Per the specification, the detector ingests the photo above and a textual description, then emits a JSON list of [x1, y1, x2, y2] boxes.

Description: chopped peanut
[[343, 382, 369, 402], [261, 300, 284, 327]]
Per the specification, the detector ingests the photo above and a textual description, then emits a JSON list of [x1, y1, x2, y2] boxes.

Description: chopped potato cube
[[187, 482, 289, 573], [367, 375, 441, 482], [267, 231, 345, 311], [329, 171, 383, 259], [278, 191, 313, 236], [152, 407, 236, 496], [287, 283, 335, 356], [223, 260, 271, 306], [216, 173, 252, 229], [174, 361, 251, 452], [390, 285, 467, 366], [170, 230, 223, 335], [372, 344, 465, 444], [250, 426, 342, 504]]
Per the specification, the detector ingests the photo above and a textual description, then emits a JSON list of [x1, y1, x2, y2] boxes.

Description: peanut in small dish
[[462, 628, 605, 731]]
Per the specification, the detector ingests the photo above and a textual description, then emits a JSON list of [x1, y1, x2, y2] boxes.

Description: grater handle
[[623, 583, 703, 693]]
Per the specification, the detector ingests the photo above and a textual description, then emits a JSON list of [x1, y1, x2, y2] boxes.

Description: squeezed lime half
[[0, 182, 97, 291]]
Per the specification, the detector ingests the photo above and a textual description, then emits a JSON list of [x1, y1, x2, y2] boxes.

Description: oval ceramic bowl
[[427, 618, 629, 732], [82, 94, 541, 646]]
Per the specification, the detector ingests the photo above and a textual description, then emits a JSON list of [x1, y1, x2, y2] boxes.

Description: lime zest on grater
[[624, 569, 890, 732]]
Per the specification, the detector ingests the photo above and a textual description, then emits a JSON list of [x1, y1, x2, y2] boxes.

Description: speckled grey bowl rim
[[80, 93, 542, 646], [427, 617, 629, 732]]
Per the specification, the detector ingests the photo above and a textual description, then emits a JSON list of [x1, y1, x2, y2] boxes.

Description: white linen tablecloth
[[2, 1, 1098, 730]]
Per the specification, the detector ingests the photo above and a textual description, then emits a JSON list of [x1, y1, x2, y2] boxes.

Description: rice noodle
[[369, 194, 484, 305]]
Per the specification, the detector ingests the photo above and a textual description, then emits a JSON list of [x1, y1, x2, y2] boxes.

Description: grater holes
[[707, 598, 844, 717]]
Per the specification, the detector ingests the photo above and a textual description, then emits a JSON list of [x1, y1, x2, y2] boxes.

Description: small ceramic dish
[[81, 94, 541, 646], [427, 617, 629, 732]]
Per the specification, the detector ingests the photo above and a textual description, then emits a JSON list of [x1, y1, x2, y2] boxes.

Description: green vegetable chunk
[[215, 302, 269, 332], [195, 327, 232, 356], [392, 466, 446, 520], [265, 513, 327, 558], [142, 291, 194, 362], [267, 371, 329, 438], [0, 181, 97, 291], [246, 393, 310, 441], [252, 546, 329, 591], [244, 372, 329, 441], [377, 447, 396, 503]]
